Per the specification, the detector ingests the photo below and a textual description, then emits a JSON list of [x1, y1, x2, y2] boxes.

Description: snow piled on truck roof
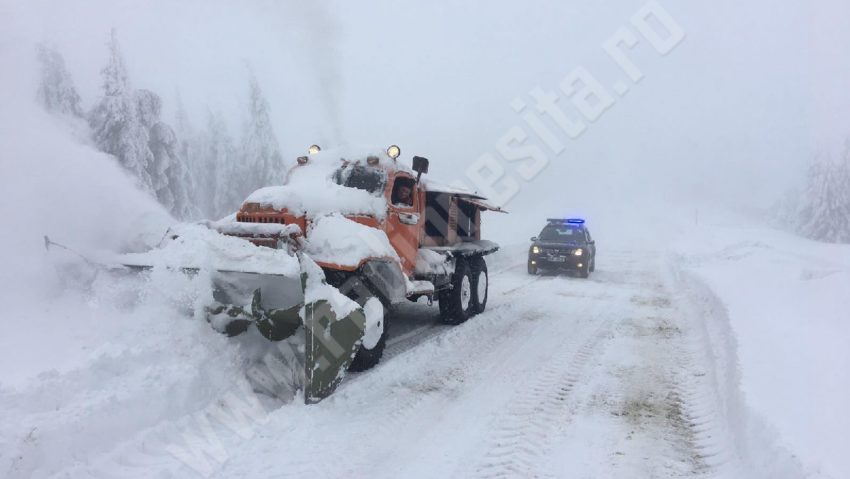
[[421, 177, 485, 199], [244, 144, 501, 215], [244, 145, 392, 217], [309, 144, 411, 171]]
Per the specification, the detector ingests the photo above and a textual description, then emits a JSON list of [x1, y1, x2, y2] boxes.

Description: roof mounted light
[[387, 144, 401, 160], [366, 155, 380, 166], [308, 144, 321, 155], [547, 218, 585, 224], [297, 156, 309, 165]]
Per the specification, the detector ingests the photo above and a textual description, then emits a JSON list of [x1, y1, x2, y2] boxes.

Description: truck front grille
[[236, 214, 286, 224]]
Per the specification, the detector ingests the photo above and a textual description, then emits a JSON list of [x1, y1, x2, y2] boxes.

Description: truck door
[[387, 173, 421, 275]]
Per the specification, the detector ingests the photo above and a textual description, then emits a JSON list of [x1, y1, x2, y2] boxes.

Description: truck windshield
[[539, 225, 584, 242], [332, 164, 387, 196]]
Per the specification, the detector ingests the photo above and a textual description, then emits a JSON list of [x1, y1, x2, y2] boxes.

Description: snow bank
[[673, 214, 850, 478], [0, 79, 176, 388], [303, 213, 399, 268], [0, 36, 266, 479]]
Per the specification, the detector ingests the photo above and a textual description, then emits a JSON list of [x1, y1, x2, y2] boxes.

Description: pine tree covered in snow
[[174, 94, 198, 185], [88, 30, 155, 193], [238, 75, 284, 199], [36, 44, 83, 118], [137, 90, 197, 219], [795, 147, 850, 243], [87, 31, 197, 219], [204, 111, 239, 218]]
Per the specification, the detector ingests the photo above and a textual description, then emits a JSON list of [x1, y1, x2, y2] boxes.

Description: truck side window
[[391, 177, 416, 207]]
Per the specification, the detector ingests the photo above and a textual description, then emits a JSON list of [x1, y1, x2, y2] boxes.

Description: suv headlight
[[532, 246, 540, 254], [573, 248, 584, 256]]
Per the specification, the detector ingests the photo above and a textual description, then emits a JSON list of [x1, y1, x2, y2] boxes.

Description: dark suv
[[528, 219, 596, 277]]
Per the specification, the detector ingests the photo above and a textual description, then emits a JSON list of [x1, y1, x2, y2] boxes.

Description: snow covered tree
[[136, 89, 197, 219], [174, 93, 197, 180], [36, 44, 83, 118], [88, 30, 197, 219], [238, 75, 284, 198], [795, 148, 850, 243], [88, 30, 155, 192], [186, 110, 236, 218]]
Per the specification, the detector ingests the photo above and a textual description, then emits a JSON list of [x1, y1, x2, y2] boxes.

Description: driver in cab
[[393, 184, 413, 207]]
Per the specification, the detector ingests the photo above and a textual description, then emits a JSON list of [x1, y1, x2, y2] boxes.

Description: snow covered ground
[[0, 106, 841, 475], [0, 71, 841, 479], [2, 214, 842, 478], [672, 216, 850, 479]]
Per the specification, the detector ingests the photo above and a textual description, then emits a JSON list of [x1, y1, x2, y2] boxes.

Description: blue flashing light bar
[[547, 218, 585, 224]]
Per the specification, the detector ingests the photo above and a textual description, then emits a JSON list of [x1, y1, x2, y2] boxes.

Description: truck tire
[[439, 259, 474, 325], [470, 256, 488, 314], [349, 297, 387, 372], [589, 257, 596, 272], [528, 261, 538, 275], [578, 261, 590, 279]]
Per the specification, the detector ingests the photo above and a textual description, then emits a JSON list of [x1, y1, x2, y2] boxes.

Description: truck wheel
[[470, 256, 488, 314], [439, 259, 474, 325], [528, 261, 538, 275], [349, 297, 387, 372], [589, 257, 596, 272], [578, 262, 590, 279]]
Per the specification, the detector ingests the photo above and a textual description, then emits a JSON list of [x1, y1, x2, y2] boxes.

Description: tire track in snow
[[660, 261, 766, 477], [467, 318, 613, 479], [381, 274, 552, 363], [250, 278, 561, 479]]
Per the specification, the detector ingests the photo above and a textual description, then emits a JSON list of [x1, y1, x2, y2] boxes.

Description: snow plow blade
[[124, 256, 367, 404], [46, 224, 368, 403]]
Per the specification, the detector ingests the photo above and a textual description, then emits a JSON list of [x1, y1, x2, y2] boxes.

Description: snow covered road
[[207, 248, 779, 479], [1, 246, 811, 478]]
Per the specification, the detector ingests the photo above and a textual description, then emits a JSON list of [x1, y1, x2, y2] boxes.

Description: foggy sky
[[3, 0, 849, 242]]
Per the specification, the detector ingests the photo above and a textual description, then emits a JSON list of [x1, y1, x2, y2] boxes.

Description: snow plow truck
[[120, 145, 503, 403]]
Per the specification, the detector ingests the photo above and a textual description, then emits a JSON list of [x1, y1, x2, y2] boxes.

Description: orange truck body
[[233, 154, 500, 283]]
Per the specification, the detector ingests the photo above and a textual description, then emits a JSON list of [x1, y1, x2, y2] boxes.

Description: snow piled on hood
[[244, 145, 402, 218], [303, 213, 399, 268], [117, 223, 301, 276]]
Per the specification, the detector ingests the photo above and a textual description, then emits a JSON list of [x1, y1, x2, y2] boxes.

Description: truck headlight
[[573, 248, 584, 256], [532, 246, 540, 254]]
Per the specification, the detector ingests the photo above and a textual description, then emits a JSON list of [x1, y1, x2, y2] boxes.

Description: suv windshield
[[332, 165, 387, 196], [539, 224, 585, 242]]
